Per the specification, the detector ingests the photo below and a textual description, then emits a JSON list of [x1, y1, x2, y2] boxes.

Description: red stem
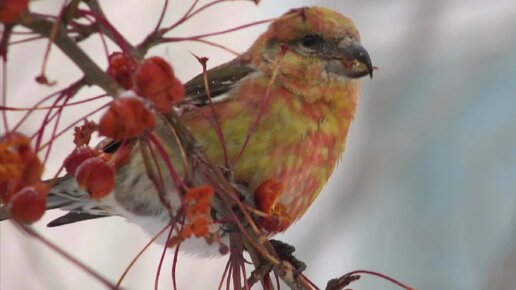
[[153, 0, 169, 32], [37, 1, 67, 81], [33, 80, 84, 150], [1, 94, 107, 111], [346, 270, 414, 290], [154, 224, 175, 290], [233, 47, 285, 165], [230, 243, 242, 289], [163, 0, 200, 32], [1, 60, 8, 132], [8, 35, 45, 46], [30, 13, 58, 19], [42, 91, 73, 163], [11, 90, 60, 133], [34, 90, 68, 151], [299, 273, 320, 290], [145, 138, 167, 198], [241, 253, 250, 290], [94, 21, 110, 61], [171, 224, 182, 290], [161, 17, 275, 43], [274, 271, 281, 290], [76, 10, 132, 54], [3, 30, 39, 35], [38, 101, 111, 151], [144, 137, 180, 218], [218, 257, 232, 290], [18, 224, 118, 289], [10, 78, 84, 132], [187, 0, 229, 20], [116, 223, 172, 288], [226, 262, 232, 290], [190, 38, 240, 56], [196, 58, 230, 168], [202, 173, 270, 260], [148, 131, 188, 191], [166, 0, 229, 32]]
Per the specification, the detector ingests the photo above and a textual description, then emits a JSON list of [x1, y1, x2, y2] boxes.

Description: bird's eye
[[301, 35, 319, 48]]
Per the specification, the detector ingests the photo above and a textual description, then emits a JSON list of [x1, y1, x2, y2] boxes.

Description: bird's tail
[[0, 175, 108, 226], [0, 204, 10, 221]]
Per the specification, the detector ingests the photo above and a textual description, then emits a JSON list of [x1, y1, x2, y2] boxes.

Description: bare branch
[[18, 13, 119, 96], [83, 0, 135, 53]]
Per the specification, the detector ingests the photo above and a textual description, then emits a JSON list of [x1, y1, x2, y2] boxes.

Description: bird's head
[[247, 6, 373, 83]]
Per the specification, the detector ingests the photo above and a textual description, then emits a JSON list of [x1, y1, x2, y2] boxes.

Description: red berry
[[0, 181, 11, 203], [254, 180, 292, 233], [9, 185, 47, 224], [257, 214, 291, 233], [75, 157, 114, 199], [134, 56, 184, 113], [98, 96, 156, 139], [254, 179, 283, 215], [0, 132, 44, 196], [107, 52, 137, 89], [0, 0, 29, 24], [63, 146, 98, 176]]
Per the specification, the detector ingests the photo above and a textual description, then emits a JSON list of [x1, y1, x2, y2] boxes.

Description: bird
[[1, 6, 372, 256]]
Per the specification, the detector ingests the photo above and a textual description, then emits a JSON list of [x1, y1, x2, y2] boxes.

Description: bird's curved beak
[[337, 41, 373, 79]]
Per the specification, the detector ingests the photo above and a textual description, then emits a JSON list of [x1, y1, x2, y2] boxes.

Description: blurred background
[[1, 0, 516, 289]]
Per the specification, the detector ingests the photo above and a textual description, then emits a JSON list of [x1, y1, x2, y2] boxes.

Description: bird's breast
[[183, 78, 358, 224]]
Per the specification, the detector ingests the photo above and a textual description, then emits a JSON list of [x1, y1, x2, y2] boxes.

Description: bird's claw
[[218, 180, 255, 234], [219, 165, 235, 182], [269, 239, 307, 274]]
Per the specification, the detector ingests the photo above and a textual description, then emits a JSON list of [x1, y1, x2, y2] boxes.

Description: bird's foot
[[219, 165, 235, 182], [217, 165, 254, 206], [215, 180, 255, 234], [269, 239, 307, 274], [231, 182, 254, 206]]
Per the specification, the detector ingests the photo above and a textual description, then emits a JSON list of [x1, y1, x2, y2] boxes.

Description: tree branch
[[18, 13, 120, 96], [82, 0, 136, 55]]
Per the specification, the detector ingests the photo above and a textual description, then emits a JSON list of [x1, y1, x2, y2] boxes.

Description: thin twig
[[38, 101, 111, 151], [18, 224, 118, 289], [242, 260, 273, 290], [153, 0, 169, 32], [0, 94, 107, 111], [191, 38, 240, 56], [162, 111, 278, 260], [1, 60, 8, 132], [136, 17, 275, 56], [83, 0, 135, 54], [273, 262, 313, 290], [154, 224, 175, 290], [195, 55, 230, 168], [326, 270, 414, 290], [116, 223, 172, 288], [18, 13, 119, 96], [162, 17, 275, 43]]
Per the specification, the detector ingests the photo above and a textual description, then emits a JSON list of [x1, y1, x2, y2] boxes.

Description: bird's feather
[[184, 59, 255, 105], [43, 58, 256, 227], [47, 211, 107, 227]]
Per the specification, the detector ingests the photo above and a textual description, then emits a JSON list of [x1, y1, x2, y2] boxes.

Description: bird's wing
[[82, 59, 256, 167], [47, 211, 107, 227], [44, 176, 110, 226], [42, 59, 256, 227], [184, 58, 256, 105], [85, 59, 256, 165]]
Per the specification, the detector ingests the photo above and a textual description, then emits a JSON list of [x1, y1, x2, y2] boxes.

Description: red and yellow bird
[[1, 6, 372, 255]]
